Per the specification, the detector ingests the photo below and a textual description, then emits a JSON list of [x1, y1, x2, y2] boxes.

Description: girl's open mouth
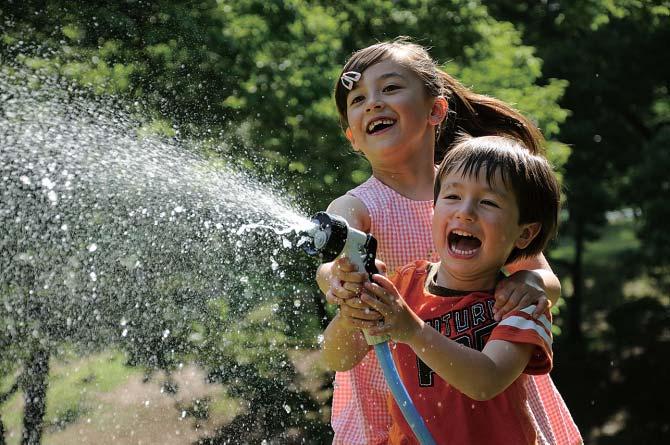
[[448, 229, 482, 257], [366, 118, 397, 134]]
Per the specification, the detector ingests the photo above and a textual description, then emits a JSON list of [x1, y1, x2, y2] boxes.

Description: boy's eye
[[481, 199, 499, 208], [383, 84, 400, 92], [443, 194, 459, 200]]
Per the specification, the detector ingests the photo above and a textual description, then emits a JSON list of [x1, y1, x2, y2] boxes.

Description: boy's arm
[[403, 325, 534, 401], [362, 275, 545, 401]]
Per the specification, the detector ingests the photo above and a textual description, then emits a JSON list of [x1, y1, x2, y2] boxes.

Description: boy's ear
[[429, 96, 448, 126], [515, 223, 542, 250], [345, 127, 359, 151]]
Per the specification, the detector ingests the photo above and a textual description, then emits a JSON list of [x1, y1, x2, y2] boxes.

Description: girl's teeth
[[367, 119, 394, 132]]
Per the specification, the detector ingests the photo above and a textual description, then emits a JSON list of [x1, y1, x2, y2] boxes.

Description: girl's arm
[[318, 194, 378, 370], [315, 195, 370, 297], [494, 252, 561, 320], [362, 275, 535, 401], [321, 313, 372, 371]]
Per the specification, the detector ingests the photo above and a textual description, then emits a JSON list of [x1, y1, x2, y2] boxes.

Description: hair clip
[[341, 71, 361, 91]]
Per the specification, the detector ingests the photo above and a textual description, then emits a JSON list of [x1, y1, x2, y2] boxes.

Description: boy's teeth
[[453, 229, 474, 237], [451, 246, 477, 255]]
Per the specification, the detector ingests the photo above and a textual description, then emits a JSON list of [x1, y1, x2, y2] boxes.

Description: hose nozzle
[[301, 211, 378, 280]]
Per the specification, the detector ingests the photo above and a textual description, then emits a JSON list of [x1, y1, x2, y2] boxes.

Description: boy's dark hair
[[433, 135, 561, 264], [334, 37, 546, 163]]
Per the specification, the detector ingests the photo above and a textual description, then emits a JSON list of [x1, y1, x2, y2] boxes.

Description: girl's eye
[[383, 84, 400, 92], [350, 95, 364, 105], [443, 194, 459, 200], [481, 199, 499, 208]]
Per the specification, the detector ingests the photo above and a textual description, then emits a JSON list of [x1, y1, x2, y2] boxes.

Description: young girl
[[317, 38, 581, 445]]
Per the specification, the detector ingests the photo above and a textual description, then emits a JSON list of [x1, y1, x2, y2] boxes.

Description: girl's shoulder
[[326, 193, 371, 232]]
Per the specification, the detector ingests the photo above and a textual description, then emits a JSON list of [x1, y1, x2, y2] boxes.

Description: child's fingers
[[329, 283, 358, 301], [340, 304, 382, 323], [374, 259, 388, 275], [363, 281, 394, 306], [343, 296, 368, 310], [325, 290, 343, 306], [333, 258, 366, 281], [360, 292, 389, 315], [531, 296, 550, 319], [367, 323, 392, 337], [494, 288, 523, 321], [370, 273, 395, 290]]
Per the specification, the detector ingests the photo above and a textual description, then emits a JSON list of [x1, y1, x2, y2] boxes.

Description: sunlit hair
[[334, 37, 545, 162], [434, 135, 561, 264]]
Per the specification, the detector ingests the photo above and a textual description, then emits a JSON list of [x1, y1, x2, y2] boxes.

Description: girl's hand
[[360, 274, 424, 343], [493, 270, 550, 321], [325, 257, 367, 306]]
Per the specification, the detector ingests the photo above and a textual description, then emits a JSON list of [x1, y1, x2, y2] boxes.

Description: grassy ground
[[1, 351, 244, 445]]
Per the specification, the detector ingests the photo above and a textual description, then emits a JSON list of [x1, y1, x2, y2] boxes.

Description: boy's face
[[432, 166, 540, 289]]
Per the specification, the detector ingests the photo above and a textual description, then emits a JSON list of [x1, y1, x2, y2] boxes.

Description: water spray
[[302, 212, 436, 445]]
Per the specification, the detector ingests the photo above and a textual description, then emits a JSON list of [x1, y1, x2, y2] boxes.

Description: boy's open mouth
[[448, 229, 482, 256], [366, 118, 396, 134]]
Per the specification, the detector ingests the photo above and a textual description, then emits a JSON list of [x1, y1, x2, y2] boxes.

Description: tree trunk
[[568, 218, 584, 343], [21, 347, 49, 445], [0, 414, 6, 445]]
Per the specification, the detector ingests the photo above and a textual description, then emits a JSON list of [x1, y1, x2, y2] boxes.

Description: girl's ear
[[345, 127, 359, 151], [515, 223, 542, 250], [429, 96, 448, 126]]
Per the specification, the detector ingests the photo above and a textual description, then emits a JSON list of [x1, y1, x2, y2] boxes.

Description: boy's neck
[[432, 261, 501, 293]]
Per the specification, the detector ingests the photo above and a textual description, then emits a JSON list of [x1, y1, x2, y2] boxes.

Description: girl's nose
[[365, 95, 384, 112]]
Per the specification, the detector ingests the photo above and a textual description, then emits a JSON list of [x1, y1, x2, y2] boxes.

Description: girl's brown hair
[[334, 37, 545, 162]]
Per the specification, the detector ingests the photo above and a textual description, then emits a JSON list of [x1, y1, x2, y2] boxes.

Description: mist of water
[[0, 67, 319, 355]]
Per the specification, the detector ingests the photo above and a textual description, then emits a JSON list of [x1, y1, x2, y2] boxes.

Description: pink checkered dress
[[331, 176, 582, 445]]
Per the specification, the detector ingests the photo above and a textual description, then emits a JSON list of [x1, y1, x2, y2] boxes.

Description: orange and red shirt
[[388, 261, 553, 445]]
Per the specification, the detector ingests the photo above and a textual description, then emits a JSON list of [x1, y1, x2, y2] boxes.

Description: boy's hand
[[338, 298, 383, 331], [493, 270, 550, 321], [360, 274, 424, 343]]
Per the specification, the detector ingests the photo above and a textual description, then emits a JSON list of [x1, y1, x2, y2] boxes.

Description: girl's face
[[344, 58, 445, 166], [432, 166, 540, 290]]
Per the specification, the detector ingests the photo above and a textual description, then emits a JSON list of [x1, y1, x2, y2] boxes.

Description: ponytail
[[436, 70, 545, 162]]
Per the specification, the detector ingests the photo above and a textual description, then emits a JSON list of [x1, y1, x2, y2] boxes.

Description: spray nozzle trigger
[[301, 211, 378, 280]]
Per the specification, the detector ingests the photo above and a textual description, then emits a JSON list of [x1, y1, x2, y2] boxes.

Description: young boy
[[323, 135, 562, 444]]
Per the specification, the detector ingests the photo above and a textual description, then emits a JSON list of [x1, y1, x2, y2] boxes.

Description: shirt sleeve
[[489, 305, 553, 375]]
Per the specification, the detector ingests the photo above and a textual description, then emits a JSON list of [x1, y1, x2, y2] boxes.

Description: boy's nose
[[455, 202, 476, 221]]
